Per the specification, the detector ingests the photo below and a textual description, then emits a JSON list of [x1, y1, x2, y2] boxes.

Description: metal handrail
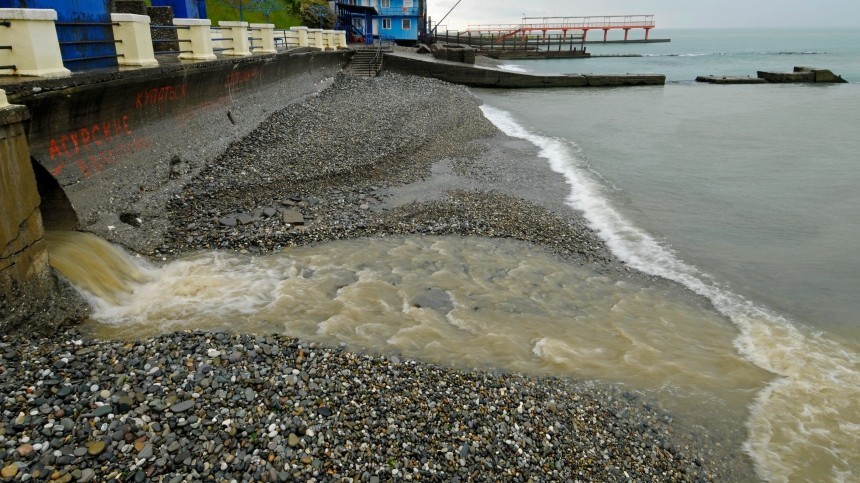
[[59, 40, 121, 45], [54, 21, 115, 27], [63, 53, 124, 62]]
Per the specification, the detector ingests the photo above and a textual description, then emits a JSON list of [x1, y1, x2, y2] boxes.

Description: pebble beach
[[2, 73, 756, 481]]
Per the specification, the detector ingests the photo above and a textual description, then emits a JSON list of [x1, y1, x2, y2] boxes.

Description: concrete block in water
[[794, 66, 847, 83], [695, 75, 766, 84], [585, 74, 666, 87], [757, 70, 815, 83], [757, 66, 846, 83]]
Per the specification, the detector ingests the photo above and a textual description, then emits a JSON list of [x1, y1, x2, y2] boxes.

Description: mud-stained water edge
[[46, 231, 770, 448]]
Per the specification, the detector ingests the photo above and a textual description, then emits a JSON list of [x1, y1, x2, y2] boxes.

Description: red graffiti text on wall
[[48, 115, 142, 178], [63, 137, 152, 179], [136, 83, 189, 109], [225, 68, 261, 89]]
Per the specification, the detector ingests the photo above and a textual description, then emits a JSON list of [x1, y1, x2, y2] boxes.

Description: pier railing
[[434, 30, 585, 52], [466, 15, 656, 42], [468, 15, 655, 33], [0, 8, 347, 78]]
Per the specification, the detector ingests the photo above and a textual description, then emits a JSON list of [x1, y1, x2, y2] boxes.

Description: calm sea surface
[[476, 28, 860, 482]]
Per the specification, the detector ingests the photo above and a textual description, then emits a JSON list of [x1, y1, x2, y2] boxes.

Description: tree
[[255, 0, 283, 23], [297, 0, 334, 29], [210, 0, 288, 22]]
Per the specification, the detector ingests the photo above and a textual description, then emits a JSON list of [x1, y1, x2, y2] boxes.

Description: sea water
[[45, 29, 860, 483], [479, 28, 860, 482]]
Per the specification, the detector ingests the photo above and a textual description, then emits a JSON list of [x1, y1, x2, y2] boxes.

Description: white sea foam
[[642, 51, 825, 57], [479, 104, 860, 482], [498, 64, 530, 73]]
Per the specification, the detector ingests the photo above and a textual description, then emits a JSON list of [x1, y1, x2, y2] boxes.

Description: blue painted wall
[[0, 0, 118, 70], [334, 0, 424, 43], [374, 0, 422, 42]]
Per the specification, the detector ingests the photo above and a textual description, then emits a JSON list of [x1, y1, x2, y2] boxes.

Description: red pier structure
[[467, 15, 656, 42]]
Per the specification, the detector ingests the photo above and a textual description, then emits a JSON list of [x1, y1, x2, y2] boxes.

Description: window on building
[[382, 18, 391, 29], [352, 17, 364, 28], [402, 18, 411, 30], [381, 0, 390, 7]]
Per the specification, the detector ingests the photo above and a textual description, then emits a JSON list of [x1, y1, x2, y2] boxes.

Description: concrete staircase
[[348, 48, 391, 77]]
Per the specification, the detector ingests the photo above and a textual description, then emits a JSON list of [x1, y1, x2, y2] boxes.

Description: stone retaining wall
[[0, 103, 56, 332]]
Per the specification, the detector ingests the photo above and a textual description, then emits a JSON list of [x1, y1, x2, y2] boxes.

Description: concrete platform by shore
[[696, 76, 767, 85], [481, 49, 590, 60], [383, 51, 665, 88], [696, 66, 847, 85]]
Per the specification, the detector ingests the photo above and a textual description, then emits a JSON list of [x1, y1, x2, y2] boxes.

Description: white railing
[[468, 15, 656, 34], [1, 7, 348, 77]]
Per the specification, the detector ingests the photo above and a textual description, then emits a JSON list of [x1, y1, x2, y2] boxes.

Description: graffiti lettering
[[135, 83, 189, 109], [48, 115, 134, 176], [225, 68, 261, 89], [52, 137, 152, 179]]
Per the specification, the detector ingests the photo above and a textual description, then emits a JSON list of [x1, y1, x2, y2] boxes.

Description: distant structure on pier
[[466, 15, 657, 42]]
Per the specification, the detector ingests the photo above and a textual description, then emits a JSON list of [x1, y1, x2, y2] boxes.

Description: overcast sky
[[426, 0, 860, 30]]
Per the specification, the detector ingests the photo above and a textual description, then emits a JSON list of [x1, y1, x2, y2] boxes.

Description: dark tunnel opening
[[31, 160, 79, 231]]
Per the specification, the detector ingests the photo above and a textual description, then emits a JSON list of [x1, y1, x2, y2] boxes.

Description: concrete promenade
[[383, 51, 666, 88]]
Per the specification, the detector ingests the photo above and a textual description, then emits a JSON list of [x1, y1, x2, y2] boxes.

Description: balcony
[[378, 7, 420, 17]]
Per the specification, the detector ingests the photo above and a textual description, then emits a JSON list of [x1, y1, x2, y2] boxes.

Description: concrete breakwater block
[[696, 76, 766, 84], [756, 66, 847, 83]]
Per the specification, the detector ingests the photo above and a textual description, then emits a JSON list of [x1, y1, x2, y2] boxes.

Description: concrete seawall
[[4, 49, 348, 253], [1, 49, 347, 331], [383, 52, 665, 88], [1, 101, 87, 333], [0, 104, 48, 319]]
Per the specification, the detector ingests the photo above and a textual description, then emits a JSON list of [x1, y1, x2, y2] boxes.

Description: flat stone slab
[[281, 209, 304, 225], [696, 76, 766, 84]]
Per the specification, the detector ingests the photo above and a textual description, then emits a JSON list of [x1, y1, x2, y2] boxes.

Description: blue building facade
[[333, 0, 427, 45]]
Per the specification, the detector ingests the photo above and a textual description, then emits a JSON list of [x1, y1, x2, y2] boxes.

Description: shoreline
[[2, 73, 757, 481]]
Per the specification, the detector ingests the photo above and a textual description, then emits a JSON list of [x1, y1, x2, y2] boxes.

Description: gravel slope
[[1, 73, 756, 482]]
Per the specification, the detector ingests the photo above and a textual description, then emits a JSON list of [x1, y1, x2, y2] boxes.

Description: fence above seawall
[[0, 7, 348, 77]]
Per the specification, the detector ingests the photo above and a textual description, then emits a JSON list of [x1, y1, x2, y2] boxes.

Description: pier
[[432, 30, 590, 60], [467, 15, 657, 42], [432, 15, 660, 60]]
